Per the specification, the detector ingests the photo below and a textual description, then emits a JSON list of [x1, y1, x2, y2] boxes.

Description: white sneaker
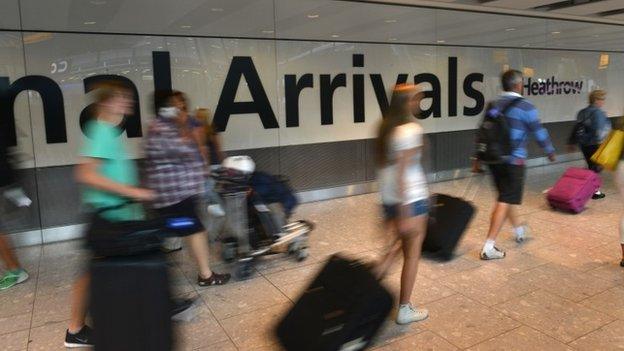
[[514, 225, 529, 243], [396, 304, 429, 325], [480, 246, 506, 260]]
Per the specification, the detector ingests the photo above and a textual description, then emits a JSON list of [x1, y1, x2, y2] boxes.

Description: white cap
[[222, 155, 256, 174]]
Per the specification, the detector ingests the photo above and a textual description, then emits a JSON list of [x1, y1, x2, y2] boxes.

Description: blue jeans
[[382, 199, 429, 221]]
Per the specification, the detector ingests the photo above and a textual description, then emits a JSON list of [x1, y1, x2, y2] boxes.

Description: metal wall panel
[[36, 166, 81, 228], [278, 139, 367, 190]]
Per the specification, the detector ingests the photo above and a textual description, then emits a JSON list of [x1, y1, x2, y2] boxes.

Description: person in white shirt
[[372, 83, 429, 325]]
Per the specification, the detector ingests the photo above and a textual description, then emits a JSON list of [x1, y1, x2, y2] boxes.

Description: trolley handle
[[94, 199, 136, 214]]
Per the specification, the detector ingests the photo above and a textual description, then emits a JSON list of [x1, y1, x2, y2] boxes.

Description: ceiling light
[[89, 0, 107, 5], [307, 14, 319, 19], [522, 44, 530, 47], [384, 19, 397, 23], [551, 31, 561, 35], [505, 28, 516, 32], [83, 21, 96, 25], [183, 69, 189, 73], [331, 34, 340, 38], [262, 30, 274, 34], [157, 46, 163, 49], [180, 25, 192, 29], [211, 8, 224, 12], [388, 38, 397, 41], [437, 40, 445, 43]]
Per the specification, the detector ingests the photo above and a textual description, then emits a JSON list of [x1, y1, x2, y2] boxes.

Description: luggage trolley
[[214, 156, 313, 279]]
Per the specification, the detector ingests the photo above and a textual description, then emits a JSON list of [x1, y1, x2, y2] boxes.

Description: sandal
[[620, 259, 624, 267], [198, 272, 231, 286]]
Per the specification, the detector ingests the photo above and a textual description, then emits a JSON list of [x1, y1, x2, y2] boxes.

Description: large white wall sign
[[2, 32, 622, 167]]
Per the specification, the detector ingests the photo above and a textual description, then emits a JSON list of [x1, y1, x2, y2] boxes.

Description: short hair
[[93, 80, 131, 104], [153, 90, 185, 112], [589, 89, 606, 104], [501, 70, 523, 92]]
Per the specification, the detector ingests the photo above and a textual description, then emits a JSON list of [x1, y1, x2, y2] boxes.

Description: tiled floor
[[3, 160, 624, 350]]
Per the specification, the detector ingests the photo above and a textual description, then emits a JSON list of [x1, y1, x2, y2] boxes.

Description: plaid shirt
[[145, 116, 205, 208]]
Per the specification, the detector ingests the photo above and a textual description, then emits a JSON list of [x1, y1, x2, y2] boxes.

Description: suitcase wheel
[[221, 238, 238, 263], [295, 248, 308, 262], [288, 241, 308, 262], [236, 259, 255, 280]]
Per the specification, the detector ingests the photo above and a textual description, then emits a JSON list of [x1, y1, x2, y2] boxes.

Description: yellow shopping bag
[[591, 129, 624, 171]]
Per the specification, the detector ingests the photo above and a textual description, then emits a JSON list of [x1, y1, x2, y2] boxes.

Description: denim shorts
[[382, 199, 430, 221]]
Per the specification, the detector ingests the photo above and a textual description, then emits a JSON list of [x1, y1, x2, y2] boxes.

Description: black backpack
[[568, 109, 596, 146], [475, 97, 523, 164]]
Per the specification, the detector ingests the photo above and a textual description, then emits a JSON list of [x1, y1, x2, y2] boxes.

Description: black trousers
[[581, 144, 602, 173]]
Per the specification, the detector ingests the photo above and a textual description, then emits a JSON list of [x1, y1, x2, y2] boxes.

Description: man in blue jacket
[[569, 89, 610, 199], [481, 70, 556, 260]]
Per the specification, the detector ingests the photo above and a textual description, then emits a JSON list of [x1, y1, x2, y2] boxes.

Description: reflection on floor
[[3, 160, 624, 350]]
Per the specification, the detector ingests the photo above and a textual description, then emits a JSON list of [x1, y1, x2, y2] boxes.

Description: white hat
[[222, 155, 256, 174]]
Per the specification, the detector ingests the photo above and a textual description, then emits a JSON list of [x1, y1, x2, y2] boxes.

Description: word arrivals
[[223, 54, 486, 130]]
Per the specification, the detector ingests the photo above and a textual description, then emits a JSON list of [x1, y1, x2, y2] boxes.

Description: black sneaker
[[592, 192, 606, 200], [65, 325, 94, 348]]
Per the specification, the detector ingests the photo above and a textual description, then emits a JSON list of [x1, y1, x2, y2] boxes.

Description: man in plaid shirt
[[145, 90, 230, 286], [145, 107, 205, 209]]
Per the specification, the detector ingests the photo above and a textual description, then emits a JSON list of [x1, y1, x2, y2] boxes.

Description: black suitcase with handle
[[423, 193, 475, 261], [276, 254, 393, 351], [90, 253, 173, 351]]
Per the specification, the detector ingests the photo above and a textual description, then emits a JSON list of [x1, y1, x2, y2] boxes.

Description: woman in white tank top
[[373, 84, 429, 325]]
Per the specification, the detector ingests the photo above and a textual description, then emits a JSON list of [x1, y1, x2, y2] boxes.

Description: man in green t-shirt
[[65, 82, 154, 349], [80, 120, 145, 221]]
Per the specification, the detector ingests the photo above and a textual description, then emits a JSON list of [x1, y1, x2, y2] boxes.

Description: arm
[[526, 109, 556, 157], [209, 133, 226, 164], [75, 158, 153, 201], [392, 123, 424, 226], [192, 124, 210, 166], [593, 109, 610, 141], [591, 110, 603, 137], [396, 147, 418, 221]]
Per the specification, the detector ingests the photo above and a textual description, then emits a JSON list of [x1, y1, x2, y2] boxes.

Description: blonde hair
[[195, 108, 214, 136], [94, 81, 130, 104], [589, 90, 606, 104]]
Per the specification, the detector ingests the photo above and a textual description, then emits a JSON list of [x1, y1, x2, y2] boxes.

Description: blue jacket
[[575, 105, 610, 146], [495, 92, 555, 165]]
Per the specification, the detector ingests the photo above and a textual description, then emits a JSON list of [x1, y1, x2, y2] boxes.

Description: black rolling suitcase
[[90, 253, 173, 351], [276, 254, 393, 351], [423, 194, 475, 261]]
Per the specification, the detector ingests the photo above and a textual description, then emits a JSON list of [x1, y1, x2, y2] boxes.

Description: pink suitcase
[[547, 168, 601, 213]]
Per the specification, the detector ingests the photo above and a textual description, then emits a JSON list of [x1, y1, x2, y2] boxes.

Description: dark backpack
[[475, 97, 523, 164], [569, 110, 595, 146]]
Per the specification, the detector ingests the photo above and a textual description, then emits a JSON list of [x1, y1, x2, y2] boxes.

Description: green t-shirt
[[81, 120, 143, 221]]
